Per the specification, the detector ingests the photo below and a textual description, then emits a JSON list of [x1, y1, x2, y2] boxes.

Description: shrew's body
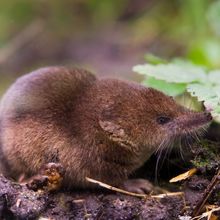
[[0, 67, 212, 191]]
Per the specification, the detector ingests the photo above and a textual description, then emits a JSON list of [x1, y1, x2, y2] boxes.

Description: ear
[[99, 106, 126, 139], [99, 120, 125, 138], [99, 109, 136, 150], [98, 119, 136, 150]]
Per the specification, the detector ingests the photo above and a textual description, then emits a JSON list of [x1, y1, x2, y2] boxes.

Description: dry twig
[[192, 206, 220, 220], [86, 177, 183, 199], [192, 169, 220, 217]]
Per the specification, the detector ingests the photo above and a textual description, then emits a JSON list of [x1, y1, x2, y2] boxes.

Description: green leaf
[[143, 77, 186, 96], [213, 106, 220, 114], [133, 57, 220, 119], [187, 84, 216, 101], [187, 83, 220, 112], [133, 63, 207, 83], [208, 70, 220, 85]]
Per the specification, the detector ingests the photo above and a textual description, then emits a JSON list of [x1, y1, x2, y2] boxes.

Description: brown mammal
[[0, 67, 212, 192]]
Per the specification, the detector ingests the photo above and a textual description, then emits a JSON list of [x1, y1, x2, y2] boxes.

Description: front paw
[[26, 162, 64, 192], [122, 179, 154, 194]]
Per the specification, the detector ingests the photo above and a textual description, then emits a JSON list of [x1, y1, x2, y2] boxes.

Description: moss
[[191, 140, 220, 171]]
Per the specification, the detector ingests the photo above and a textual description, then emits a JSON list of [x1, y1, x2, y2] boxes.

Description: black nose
[[204, 111, 212, 121]]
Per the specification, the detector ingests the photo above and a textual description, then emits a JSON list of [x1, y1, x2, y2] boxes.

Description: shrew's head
[[97, 80, 212, 156]]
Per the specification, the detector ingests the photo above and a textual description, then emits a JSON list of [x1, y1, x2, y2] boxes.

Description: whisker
[[154, 139, 170, 184], [155, 139, 166, 154], [153, 122, 209, 185], [178, 137, 185, 161]]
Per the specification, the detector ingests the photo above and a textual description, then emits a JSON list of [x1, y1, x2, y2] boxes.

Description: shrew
[[0, 67, 212, 192]]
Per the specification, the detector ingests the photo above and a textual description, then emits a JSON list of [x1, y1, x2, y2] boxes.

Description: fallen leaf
[[169, 168, 197, 183]]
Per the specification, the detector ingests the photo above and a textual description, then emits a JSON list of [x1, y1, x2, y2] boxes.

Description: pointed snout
[[203, 111, 213, 122], [175, 110, 213, 131], [190, 111, 213, 125], [185, 110, 213, 128]]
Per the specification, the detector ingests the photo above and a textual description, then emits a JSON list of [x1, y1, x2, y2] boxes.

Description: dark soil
[[0, 160, 220, 219], [0, 174, 186, 220], [1, 128, 220, 220]]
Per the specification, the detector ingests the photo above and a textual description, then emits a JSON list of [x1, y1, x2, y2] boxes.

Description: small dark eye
[[156, 116, 171, 125]]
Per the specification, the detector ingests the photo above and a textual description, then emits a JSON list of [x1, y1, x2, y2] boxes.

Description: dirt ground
[[0, 137, 220, 219], [0, 174, 185, 220]]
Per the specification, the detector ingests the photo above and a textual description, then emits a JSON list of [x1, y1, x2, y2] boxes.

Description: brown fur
[[0, 67, 212, 188]]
